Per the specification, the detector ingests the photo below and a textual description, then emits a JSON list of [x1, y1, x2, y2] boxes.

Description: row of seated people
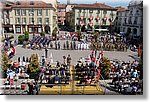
[[75, 63, 98, 86]]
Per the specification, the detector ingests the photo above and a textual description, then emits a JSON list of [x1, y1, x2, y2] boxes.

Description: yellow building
[[2, 0, 57, 35]]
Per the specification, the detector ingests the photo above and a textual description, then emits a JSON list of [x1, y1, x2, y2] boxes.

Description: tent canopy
[[94, 29, 109, 32]]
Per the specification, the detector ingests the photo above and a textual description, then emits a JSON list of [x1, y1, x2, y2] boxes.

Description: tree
[[29, 54, 40, 73], [52, 27, 58, 38], [40, 32, 45, 37], [18, 35, 24, 44], [99, 57, 111, 79], [24, 31, 29, 41], [93, 32, 99, 42], [1, 51, 9, 71]]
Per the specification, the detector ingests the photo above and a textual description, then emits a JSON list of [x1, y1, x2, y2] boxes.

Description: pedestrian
[[7, 70, 15, 86], [67, 54, 71, 66], [27, 81, 34, 95]]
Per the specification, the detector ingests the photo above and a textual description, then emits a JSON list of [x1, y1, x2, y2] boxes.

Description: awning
[[94, 29, 109, 32]]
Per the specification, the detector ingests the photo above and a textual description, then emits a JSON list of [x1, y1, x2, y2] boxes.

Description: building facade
[[66, 3, 117, 32], [57, 4, 66, 26], [115, 0, 143, 40], [2, 0, 57, 35]]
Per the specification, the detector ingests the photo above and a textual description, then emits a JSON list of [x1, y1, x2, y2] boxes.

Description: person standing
[[45, 48, 48, 58], [7, 70, 15, 86], [67, 54, 71, 66], [27, 81, 34, 95]]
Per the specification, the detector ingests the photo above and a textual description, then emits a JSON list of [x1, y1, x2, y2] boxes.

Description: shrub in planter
[[24, 31, 29, 41], [99, 57, 111, 79], [40, 32, 45, 37], [18, 35, 25, 44]]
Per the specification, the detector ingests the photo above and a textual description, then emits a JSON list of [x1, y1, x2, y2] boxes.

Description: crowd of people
[[91, 34, 128, 51], [110, 60, 143, 94], [22, 35, 90, 50], [2, 36, 16, 58]]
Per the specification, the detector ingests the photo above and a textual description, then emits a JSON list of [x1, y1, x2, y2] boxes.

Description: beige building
[[2, 0, 57, 35], [66, 3, 117, 32], [57, 4, 66, 26]]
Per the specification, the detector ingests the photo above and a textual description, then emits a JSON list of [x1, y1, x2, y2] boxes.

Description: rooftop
[[11, 0, 53, 8], [58, 4, 67, 9], [116, 7, 128, 12], [73, 3, 117, 10]]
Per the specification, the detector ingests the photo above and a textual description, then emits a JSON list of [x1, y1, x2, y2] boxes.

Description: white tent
[[94, 29, 109, 32]]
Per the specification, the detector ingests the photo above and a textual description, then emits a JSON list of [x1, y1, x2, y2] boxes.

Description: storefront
[[15, 25, 21, 33], [28, 25, 43, 34], [3, 24, 13, 33]]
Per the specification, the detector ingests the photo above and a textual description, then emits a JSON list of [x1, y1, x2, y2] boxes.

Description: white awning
[[94, 29, 109, 32]]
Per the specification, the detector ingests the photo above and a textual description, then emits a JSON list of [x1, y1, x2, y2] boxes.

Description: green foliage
[[18, 31, 29, 44], [18, 35, 24, 44], [1, 51, 9, 71], [93, 32, 99, 42], [29, 54, 40, 73], [24, 31, 29, 41], [99, 57, 111, 79], [52, 27, 58, 37], [40, 32, 45, 37]]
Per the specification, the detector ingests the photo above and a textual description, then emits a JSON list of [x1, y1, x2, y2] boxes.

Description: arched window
[[133, 28, 137, 35]]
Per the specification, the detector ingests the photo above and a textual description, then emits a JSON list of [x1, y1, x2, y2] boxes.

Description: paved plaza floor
[[12, 45, 139, 65]]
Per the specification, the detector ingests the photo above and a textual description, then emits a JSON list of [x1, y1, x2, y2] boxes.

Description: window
[[46, 9, 48, 16], [135, 10, 139, 15], [110, 12, 114, 17], [134, 17, 138, 24], [29, 9, 34, 16], [29, 17, 34, 24], [29, 27, 34, 32], [124, 18, 127, 24], [37, 9, 42, 16], [83, 9, 86, 17], [103, 10, 107, 14], [16, 27, 21, 33], [15, 9, 20, 16], [22, 18, 26, 24], [37, 18, 42, 24], [96, 10, 100, 16], [89, 10, 93, 13], [15, 17, 20, 24], [38, 28, 42, 33], [129, 10, 133, 15], [22, 9, 26, 16], [128, 17, 132, 24], [45, 18, 49, 24]]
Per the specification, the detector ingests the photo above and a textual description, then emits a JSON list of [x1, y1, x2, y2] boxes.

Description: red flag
[[12, 46, 16, 55]]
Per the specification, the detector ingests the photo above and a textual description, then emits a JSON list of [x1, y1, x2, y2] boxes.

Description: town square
[[0, 0, 143, 95]]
